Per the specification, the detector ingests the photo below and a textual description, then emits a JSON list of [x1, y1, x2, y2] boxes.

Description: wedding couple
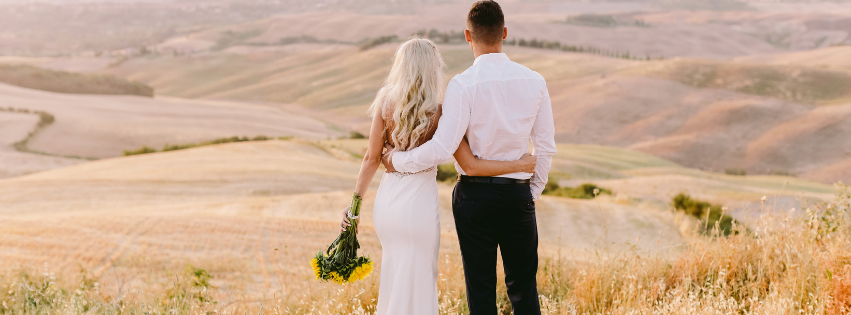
[[340, 1, 556, 314]]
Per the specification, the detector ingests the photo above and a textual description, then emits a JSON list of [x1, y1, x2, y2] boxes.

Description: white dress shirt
[[391, 53, 557, 200]]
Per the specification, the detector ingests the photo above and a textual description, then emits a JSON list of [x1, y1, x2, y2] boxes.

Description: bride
[[339, 38, 536, 314]]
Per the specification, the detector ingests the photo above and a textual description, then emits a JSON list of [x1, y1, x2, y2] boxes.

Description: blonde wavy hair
[[368, 38, 446, 152]]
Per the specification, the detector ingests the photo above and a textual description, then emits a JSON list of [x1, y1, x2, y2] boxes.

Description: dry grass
[[1, 184, 848, 314], [0, 140, 844, 314]]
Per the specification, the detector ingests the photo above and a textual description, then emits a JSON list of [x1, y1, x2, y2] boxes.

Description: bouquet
[[311, 193, 374, 284]]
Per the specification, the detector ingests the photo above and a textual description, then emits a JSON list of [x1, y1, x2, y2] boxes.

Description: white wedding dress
[[373, 164, 440, 314]]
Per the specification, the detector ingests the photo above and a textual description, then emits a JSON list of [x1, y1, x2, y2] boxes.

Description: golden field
[[0, 139, 848, 314], [2, 1, 851, 314]]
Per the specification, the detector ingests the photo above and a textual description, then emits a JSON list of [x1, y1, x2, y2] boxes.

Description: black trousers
[[452, 181, 541, 315]]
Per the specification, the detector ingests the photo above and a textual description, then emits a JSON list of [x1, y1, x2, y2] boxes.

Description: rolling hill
[[0, 82, 342, 161], [0, 139, 687, 302], [192, 9, 782, 59], [95, 43, 851, 184]]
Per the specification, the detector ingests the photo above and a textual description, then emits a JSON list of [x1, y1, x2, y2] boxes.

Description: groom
[[382, 1, 556, 313]]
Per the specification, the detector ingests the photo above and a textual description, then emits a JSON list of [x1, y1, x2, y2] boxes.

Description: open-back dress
[[373, 101, 442, 315]]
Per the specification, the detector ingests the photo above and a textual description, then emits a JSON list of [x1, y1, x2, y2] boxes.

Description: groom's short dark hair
[[467, 0, 505, 46]]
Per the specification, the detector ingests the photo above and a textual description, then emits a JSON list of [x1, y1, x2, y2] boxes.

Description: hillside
[[0, 63, 153, 96], [193, 9, 782, 59], [0, 83, 342, 166], [325, 139, 835, 222], [0, 139, 686, 302], [0, 109, 81, 178], [548, 74, 851, 183], [96, 43, 851, 184], [735, 45, 851, 68]]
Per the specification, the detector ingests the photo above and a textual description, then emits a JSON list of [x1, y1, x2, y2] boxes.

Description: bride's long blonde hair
[[368, 38, 446, 152]]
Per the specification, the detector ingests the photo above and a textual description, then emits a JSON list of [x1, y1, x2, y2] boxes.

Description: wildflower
[[329, 272, 345, 285], [761, 196, 767, 205], [310, 258, 322, 280]]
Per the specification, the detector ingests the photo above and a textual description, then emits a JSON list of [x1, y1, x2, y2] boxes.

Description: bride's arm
[[453, 137, 537, 177], [341, 112, 386, 232], [353, 113, 386, 197]]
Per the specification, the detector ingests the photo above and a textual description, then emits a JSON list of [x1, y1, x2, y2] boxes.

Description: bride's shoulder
[[381, 99, 395, 117]]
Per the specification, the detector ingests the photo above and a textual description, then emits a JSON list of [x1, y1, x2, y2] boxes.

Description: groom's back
[[451, 53, 552, 179]]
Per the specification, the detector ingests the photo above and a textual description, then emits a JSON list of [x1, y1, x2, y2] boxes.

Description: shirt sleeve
[[391, 79, 470, 173], [530, 83, 557, 200]]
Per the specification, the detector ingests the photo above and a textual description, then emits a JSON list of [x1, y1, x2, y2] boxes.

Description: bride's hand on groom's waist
[[381, 143, 397, 173]]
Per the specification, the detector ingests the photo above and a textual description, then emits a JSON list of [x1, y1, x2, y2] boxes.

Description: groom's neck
[[471, 43, 503, 59]]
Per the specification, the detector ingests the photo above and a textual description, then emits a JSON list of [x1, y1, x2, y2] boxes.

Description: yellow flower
[[361, 261, 374, 279], [329, 271, 345, 285], [310, 258, 322, 280], [347, 261, 374, 282]]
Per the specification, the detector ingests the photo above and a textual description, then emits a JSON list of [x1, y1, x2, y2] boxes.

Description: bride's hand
[[340, 205, 352, 232], [381, 143, 397, 173], [518, 153, 537, 173]]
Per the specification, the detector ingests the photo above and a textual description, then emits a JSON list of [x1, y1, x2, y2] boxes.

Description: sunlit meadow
[[2, 184, 849, 315]]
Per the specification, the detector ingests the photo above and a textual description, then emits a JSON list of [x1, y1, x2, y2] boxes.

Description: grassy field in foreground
[[1, 187, 849, 314], [0, 139, 845, 314]]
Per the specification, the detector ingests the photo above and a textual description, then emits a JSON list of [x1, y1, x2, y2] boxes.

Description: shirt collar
[[473, 53, 510, 65]]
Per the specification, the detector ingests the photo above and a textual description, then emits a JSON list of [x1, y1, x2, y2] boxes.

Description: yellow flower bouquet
[[311, 193, 373, 284]]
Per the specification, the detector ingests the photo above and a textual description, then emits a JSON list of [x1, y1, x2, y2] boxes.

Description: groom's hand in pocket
[[381, 143, 397, 173]]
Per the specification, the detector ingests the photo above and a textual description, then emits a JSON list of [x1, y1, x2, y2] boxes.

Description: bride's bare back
[[382, 102, 442, 151]]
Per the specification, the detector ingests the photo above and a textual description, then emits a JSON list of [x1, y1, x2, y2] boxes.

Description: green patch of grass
[[565, 14, 618, 28], [412, 29, 467, 45], [123, 135, 273, 156], [0, 265, 217, 314], [436, 163, 458, 183], [211, 29, 264, 51], [543, 182, 611, 199], [0, 107, 96, 160], [0, 64, 153, 97], [725, 168, 747, 176], [673, 193, 738, 236], [358, 35, 400, 51], [123, 146, 157, 156], [506, 38, 662, 60], [278, 35, 350, 46]]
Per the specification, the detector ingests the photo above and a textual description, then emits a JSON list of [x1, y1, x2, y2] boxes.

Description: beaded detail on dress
[[389, 166, 436, 178]]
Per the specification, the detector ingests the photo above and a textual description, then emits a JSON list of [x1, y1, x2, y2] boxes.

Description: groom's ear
[[503, 27, 508, 40], [464, 29, 473, 43]]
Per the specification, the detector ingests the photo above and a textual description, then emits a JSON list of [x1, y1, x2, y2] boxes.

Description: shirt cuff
[[531, 184, 543, 201]]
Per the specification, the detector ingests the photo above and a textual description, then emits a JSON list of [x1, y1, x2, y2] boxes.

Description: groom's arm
[[390, 79, 470, 173], [530, 84, 557, 200]]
